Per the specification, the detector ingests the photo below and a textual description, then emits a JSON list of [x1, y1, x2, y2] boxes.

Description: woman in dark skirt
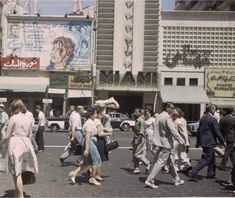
[[94, 107, 112, 162]]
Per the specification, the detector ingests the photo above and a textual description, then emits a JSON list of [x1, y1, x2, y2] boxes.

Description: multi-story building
[[175, 0, 235, 11], [95, 0, 160, 115], [159, 10, 235, 120]]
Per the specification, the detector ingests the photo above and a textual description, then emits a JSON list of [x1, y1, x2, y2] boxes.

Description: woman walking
[[0, 99, 38, 197], [68, 108, 102, 185]]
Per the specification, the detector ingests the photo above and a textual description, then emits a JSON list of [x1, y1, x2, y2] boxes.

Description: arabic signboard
[[205, 68, 235, 98], [4, 20, 92, 71], [165, 44, 211, 68], [49, 73, 69, 89], [1, 57, 40, 70], [68, 71, 92, 89]]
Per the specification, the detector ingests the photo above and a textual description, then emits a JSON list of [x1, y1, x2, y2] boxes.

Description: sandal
[[68, 172, 76, 184], [89, 178, 101, 186]]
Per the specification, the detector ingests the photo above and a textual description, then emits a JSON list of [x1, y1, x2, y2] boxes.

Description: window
[[164, 78, 173, 85], [176, 78, 185, 86], [189, 78, 198, 86]]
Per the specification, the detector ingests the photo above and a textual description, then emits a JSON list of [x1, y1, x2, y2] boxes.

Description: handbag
[[22, 171, 36, 185], [106, 135, 119, 152]]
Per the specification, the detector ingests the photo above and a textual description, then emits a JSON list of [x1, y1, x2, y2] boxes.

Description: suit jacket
[[152, 111, 184, 149], [197, 113, 225, 147], [219, 114, 235, 143]]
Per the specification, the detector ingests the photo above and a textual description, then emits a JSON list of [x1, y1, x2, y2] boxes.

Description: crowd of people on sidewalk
[[0, 97, 235, 197]]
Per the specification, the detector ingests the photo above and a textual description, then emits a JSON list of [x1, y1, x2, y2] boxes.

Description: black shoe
[[188, 172, 198, 182], [60, 158, 64, 166], [206, 175, 216, 179]]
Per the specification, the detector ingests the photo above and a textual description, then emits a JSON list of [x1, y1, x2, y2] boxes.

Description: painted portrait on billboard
[[8, 24, 19, 39], [4, 21, 92, 71]]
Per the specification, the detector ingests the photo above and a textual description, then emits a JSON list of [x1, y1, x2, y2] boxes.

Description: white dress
[[0, 112, 38, 176], [145, 117, 155, 151]]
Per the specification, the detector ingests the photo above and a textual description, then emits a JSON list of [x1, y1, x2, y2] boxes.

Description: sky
[[16, 0, 175, 15]]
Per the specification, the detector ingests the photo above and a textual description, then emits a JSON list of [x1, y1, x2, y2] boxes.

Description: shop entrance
[[109, 93, 143, 117]]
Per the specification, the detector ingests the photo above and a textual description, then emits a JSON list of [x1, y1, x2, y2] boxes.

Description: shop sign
[[42, 99, 53, 103], [49, 73, 68, 89], [68, 71, 92, 89], [205, 69, 235, 98], [99, 71, 157, 86], [165, 44, 211, 69], [1, 57, 40, 70]]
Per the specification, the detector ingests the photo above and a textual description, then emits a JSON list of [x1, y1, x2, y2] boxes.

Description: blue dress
[[82, 118, 102, 166]]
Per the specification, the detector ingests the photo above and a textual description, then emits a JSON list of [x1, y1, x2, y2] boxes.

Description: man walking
[[132, 107, 151, 174], [60, 105, 84, 165], [0, 104, 9, 141], [35, 105, 46, 152], [145, 103, 185, 189], [219, 107, 235, 170], [188, 104, 225, 181]]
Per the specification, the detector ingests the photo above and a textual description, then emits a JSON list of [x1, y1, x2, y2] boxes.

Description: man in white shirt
[[60, 105, 84, 165], [35, 105, 45, 152], [0, 104, 9, 141]]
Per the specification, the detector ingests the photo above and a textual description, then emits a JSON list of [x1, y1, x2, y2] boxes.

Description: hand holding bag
[[106, 134, 119, 152], [22, 171, 36, 185]]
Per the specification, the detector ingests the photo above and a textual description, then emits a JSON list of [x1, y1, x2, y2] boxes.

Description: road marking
[[45, 145, 202, 150]]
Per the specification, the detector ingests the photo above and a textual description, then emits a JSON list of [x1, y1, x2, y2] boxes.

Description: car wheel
[[50, 124, 59, 132], [120, 123, 131, 132]]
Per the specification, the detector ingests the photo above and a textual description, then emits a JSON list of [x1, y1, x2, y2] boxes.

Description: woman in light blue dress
[[68, 108, 102, 185]]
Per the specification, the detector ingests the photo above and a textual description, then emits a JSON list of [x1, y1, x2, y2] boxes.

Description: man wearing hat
[[0, 104, 9, 141]]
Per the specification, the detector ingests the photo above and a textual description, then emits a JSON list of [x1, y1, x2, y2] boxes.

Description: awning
[[68, 90, 92, 98], [210, 99, 235, 107], [48, 88, 66, 94], [0, 77, 49, 92], [160, 86, 210, 104]]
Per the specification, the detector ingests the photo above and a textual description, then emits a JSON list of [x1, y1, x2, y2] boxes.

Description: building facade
[[95, 0, 160, 115], [175, 0, 235, 11], [159, 10, 235, 120]]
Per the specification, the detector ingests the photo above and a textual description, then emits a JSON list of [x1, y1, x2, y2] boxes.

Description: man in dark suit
[[188, 104, 225, 181], [219, 107, 235, 170]]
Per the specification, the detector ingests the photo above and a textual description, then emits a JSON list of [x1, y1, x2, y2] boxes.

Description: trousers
[[191, 147, 216, 177], [146, 147, 180, 183]]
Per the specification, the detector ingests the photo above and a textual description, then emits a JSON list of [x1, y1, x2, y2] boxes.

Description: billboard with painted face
[[4, 20, 92, 71]]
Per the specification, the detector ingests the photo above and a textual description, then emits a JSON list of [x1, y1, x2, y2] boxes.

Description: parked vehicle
[[47, 114, 86, 132], [109, 112, 130, 129], [120, 119, 135, 132], [187, 122, 199, 136]]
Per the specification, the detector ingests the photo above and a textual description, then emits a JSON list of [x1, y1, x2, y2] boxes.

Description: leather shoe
[[188, 172, 198, 182]]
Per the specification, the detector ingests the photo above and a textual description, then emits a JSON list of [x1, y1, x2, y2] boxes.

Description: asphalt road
[[0, 130, 233, 197]]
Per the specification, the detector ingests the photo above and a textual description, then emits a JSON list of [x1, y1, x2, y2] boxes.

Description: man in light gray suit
[[145, 103, 185, 189]]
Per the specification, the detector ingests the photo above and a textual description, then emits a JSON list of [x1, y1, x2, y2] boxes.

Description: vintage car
[[119, 119, 135, 132], [47, 115, 86, 132]]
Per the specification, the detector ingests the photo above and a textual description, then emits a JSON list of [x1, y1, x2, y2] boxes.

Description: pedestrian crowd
[[0, 98, 235, 197]]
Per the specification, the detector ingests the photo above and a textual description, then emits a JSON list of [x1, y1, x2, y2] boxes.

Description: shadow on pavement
[[120, 167, 134, 174], [0, 190, 31, 198]]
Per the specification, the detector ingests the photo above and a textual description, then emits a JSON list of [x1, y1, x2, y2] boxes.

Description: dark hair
[[86, 107, 96, 118], [175, 107, 184, 118], [134, 107, 143, 114], [223, 107, 233, 115], [162, 103, 174, 111], [36, 105, 41, 111], [10, 99, 27, 114], [96, 107, 104, 115]]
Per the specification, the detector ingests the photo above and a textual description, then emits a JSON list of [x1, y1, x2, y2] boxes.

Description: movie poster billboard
[[4, 20, 92, 71]]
